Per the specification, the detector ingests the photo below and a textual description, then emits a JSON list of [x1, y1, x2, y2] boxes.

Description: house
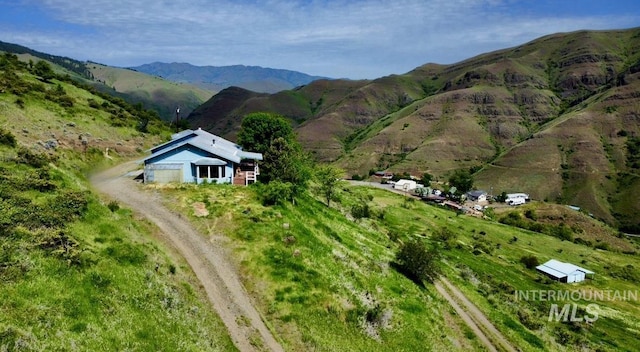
[[143, 128, 263, 185], [536, 259, 594, 283], [374, 171, 394, 179], [466, 190, 488, 202]]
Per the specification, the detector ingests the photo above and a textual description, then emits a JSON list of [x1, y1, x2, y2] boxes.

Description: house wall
[[145, 145, 233, 184]]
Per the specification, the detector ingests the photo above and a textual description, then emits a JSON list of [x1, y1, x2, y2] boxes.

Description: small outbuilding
[[536, 259, 594, 283], [393, 179, 417, 191], [466, 190, 488, 202]]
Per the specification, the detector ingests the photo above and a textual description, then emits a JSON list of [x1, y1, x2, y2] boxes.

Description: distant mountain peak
[[129, 62, 330, 94]]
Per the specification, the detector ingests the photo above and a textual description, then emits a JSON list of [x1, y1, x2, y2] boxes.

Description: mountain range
[[0, 40, 327, 120], [185, 28, 640, 233], [129, 62, 329, 94]]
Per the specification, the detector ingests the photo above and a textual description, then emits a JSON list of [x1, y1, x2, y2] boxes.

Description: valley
[[2, 27, 640, 352]]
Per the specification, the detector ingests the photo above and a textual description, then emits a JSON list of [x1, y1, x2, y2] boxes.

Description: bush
[[256, 181, 294, 206], [432, 227, 457, 250], [520, 255, 540, 269], [0, 128, 17, 147], [394, 240, 441, 284], [16, 147, 50, 168], [351, 203, 371, 219], [107, 200, 120, 212], [524, 209, 537, 220]]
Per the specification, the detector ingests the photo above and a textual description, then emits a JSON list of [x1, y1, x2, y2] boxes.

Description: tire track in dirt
[[436, 277, 517, 352], [91, 161, 283, 352]]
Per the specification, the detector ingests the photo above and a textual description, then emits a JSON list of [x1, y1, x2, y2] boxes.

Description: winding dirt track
[[436, 278, 516, 352], [91, 161, 283, 352]]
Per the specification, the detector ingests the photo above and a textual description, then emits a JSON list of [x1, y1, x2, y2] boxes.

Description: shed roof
[[536, 259, 594, 279]]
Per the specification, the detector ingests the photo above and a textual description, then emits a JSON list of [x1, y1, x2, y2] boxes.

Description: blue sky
[[1, 0, 639, 79]]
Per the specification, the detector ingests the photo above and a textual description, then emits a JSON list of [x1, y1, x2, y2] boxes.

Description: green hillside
[[0, 53, 236, 350], [188, 28, 640, 233], [159, 180, 640, 351], [3, 46, 640, 351], [87, 63, 214, 121]]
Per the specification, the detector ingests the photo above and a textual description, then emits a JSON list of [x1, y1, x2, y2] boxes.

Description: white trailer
[[507, 197, 526, 206], [506, 193, 529, 202]]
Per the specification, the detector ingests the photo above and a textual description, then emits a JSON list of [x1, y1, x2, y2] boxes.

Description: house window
[[197, 165, 225, 179]]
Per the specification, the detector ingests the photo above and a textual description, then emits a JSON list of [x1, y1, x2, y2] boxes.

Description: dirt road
[[436, 278, 516, 352], [91, 161, 283, 352]]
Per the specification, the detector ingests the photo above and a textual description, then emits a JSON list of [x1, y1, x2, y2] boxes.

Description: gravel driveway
[[91, 161, 283, 352]]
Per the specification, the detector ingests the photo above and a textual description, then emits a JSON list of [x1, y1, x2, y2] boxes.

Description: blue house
[[143, 128, 263, 185]]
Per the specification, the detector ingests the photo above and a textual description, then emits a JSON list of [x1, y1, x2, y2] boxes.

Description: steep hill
[[86, 63, 213, 121], [188, 28, 640, 232], [0, 41, 214, 121], [130, 62, 329, 94], [0, 52, 236, 350]]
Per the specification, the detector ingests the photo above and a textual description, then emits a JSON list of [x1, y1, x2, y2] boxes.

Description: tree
[[448, 169, 474, 195], [237, 113, 294, 155], [33, 60, 55, 82], [314, 165, 344, 207], [260, 137, 311, 193], [394, 240, 441, 284], [421, 172, 433, 186]]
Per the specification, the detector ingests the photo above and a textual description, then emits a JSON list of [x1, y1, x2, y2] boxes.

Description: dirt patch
[[192, 201, 210, 217]]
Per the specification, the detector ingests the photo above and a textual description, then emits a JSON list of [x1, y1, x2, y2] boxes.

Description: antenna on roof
[[175, 106, 180, 132]]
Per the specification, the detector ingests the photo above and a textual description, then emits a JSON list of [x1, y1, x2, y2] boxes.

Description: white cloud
[[4, 0, 639, 78]]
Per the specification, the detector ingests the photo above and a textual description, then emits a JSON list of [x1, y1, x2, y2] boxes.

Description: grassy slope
[[88, 63, 214, 120], [188, 28, 640, 231], [163, 182, 640, 351], [0, 60, 236, 350]]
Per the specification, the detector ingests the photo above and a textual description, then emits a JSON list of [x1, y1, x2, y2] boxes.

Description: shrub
[[107, 200, 120, 212], [255, 181, 294, 206], [0, 128, 17, 147], [394, 240, 441, 284], [432, 227, 457, 250], [351, 203, 371, 219], [520, 255, 540, 269], [524, 209, 537, 220], [16, 147, 50, 168]]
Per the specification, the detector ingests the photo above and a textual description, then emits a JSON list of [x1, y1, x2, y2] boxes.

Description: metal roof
[[536, 259, 594, 279], [144, 128, 263, 164], [191, 157, 227, 166]]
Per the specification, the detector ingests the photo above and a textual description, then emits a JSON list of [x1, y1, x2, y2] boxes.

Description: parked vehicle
[[507, 198, 526, 206]]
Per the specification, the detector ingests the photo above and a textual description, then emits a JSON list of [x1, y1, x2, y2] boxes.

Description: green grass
[[0, 152, 237, 351], [162, 182, 640, 351], [0, 59, 236, 351]]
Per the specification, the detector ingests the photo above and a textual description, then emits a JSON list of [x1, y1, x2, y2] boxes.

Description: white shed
[[393, 179, 417, 191], [536, 259, 594, 283]]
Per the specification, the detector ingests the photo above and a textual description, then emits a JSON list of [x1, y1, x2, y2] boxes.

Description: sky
[[1, 0, 639, 79]]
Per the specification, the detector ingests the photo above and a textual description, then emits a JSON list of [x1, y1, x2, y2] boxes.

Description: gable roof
[[144, 128, 263, 164], [536, 259, 594, 279], [467, 190, 487, 197]]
